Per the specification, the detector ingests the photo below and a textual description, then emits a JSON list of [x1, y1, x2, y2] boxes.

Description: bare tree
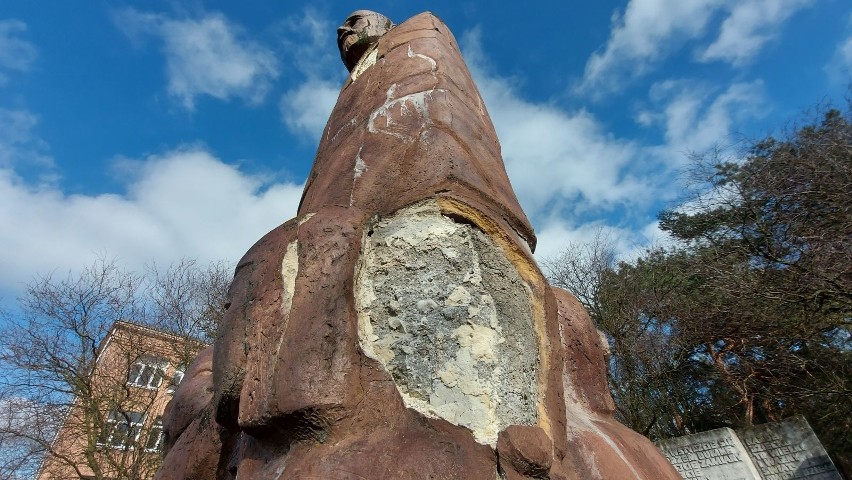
[[0, 256, 230, 479], [146, 258, 231, 367], [541, 229, 617, 320], [543, 237, 695, 440], [0, 397, 60, 479]]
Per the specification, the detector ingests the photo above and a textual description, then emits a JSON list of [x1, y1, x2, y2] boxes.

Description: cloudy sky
[[0, 0, 849, 301]]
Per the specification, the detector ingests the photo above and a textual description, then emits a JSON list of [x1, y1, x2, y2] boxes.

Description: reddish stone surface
[[555, 287, 682, 479], [156, 348, 224, 480], [299, 11, 536, 254], [497, 425, 553, 478], [156, 11, 681, 480]]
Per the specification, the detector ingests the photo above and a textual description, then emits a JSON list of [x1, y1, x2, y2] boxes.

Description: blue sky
[[0, 0, 849, 300]]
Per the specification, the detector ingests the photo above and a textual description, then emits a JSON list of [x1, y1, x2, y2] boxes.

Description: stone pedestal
[[740, 416, 842, 480], [658, 417, 843, 480], [658, 427, 762, 480]]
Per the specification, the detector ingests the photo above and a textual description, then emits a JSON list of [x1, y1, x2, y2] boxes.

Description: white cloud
[[0, 19, 37, 85], [534, 218, 667, 263], [280, 80, 339, 140], [576, 0, 726, 95], [0, 146, 303, 297], [276, 9, 341, 80], [699, 0, 813, 65], [640, 79, 767, 158], [462, 31, 651, 219], [829, 35, 852, 77], [115, 9, 279, 110], [576, 0, 814, 94], [458, 30, 693, 263], [461, 30, 769, 261], [276, 10, 345, 140], [837, 35, 852, 70], [826, 16, 852, 81], [0, 109, 52, 169]]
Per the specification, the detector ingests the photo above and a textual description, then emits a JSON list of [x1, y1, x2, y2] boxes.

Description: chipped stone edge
[[353, 197, 553, 447], [435, 197, 553, 439]]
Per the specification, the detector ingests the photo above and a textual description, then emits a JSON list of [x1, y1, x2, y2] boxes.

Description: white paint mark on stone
[[280, 241, 299, 317], [560, 322, 642, 479], [350, 146, 368, 206], [407, 44, 437, 74], [273, 240, 299, 361], [354, 147, 367, 179], [367, 84, 448, 143], [331, 117, 358, 144]]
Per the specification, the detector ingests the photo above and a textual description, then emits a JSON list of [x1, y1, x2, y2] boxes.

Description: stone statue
[[337, 10, 394, 72], [155, 11, 681, 479]]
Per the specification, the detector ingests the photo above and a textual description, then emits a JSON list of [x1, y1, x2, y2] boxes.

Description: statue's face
[[337, 10, 393, 71]]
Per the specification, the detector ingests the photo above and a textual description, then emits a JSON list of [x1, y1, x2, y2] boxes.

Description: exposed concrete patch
[[355, 200, 538, 445], [435, 197, 551, 434]]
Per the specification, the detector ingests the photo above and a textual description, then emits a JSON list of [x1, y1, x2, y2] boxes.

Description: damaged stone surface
[[155, 10, 681, 480], [555, 288, 683, 479], [356, 200, 538, 445]]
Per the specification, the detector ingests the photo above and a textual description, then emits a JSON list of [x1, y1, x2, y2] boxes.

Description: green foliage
[[547, 106, 851, 460]]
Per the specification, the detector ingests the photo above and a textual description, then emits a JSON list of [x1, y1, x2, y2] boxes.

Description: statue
[[337, 10, 394, 71], [155, 11, 681, 479]]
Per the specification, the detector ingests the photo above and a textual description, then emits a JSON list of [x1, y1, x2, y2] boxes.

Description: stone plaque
[[658, 427, 762, 479], [739, 416, 841, 480]]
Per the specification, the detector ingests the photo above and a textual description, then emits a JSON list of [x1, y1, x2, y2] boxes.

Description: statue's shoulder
[[378, 11, 456, 55], [393, 11, 449, 34]]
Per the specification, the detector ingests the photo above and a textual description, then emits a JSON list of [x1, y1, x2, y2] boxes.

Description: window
[[166, 367, 185, 394], [145, 417, 165, 451], [97, 411, 145, 449], [127, 357, 167, 389]]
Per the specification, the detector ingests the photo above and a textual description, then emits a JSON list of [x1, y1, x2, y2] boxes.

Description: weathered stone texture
[[658, 427, 762, 480], [556, 288, 682, 479], [158, 347, 225, 479], [299, 11, 536, 256], [155, 10, 680, 480], [658, 416, 842, 480], [740, 416, 842, 480], [356, 200, 538, 445]]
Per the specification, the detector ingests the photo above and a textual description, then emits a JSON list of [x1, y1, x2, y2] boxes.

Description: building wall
[[37, 322, 201, 480]]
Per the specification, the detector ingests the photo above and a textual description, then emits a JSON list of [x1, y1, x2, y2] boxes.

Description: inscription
[[662, 435, 745, 479], [659, 418, 842, 480], [741, 420, 841, 480]]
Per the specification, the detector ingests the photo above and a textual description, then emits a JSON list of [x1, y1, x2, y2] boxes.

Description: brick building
[[36, 321, 201, 479]]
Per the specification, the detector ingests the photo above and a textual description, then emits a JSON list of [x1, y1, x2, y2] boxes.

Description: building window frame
[[166, 367, 185, 394], [97, 410, 146, 450], [144, 416, 165, 452], [127, 357, 168, 389]]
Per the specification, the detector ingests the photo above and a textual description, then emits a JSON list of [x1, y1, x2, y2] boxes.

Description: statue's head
[[337, 10, 394, 71]]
